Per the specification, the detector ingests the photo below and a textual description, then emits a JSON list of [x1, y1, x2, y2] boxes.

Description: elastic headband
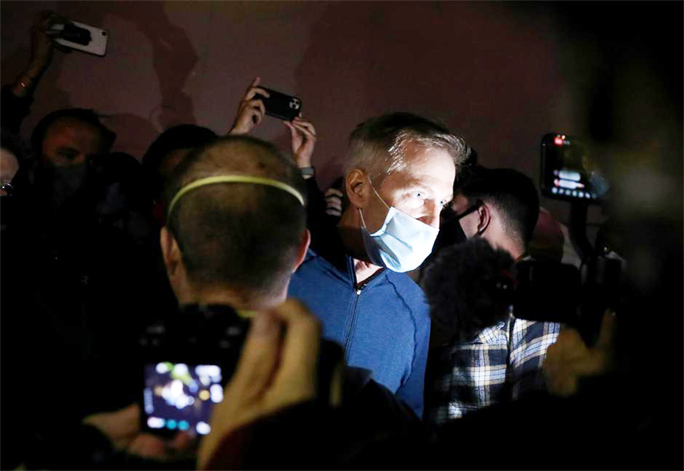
[[167, 175, 305, 220]]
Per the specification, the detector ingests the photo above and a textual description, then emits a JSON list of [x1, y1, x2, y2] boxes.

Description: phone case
[[258, 87, 302, 121], [53, 20, 108, 57]]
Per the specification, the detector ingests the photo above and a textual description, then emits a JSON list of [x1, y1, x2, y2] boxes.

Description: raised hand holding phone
[[285, 117, 317, 169], [228, 77, 270, 135]]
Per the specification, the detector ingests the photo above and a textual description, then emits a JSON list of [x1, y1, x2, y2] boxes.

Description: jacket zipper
[[344, 285, 365, 354]]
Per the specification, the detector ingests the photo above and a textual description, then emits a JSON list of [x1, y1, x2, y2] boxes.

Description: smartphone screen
[[142, 361, 223, 436], [540, 133, 609, 203]]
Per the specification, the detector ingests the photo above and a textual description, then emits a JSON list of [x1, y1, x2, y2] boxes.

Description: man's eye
[[411, 191, 425, 200]]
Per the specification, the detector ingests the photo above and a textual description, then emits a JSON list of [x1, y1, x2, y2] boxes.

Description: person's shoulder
[[383, 271, 429, 317], [385, 271, 425, 297], [291, 248, 351, 286], [511, 317, 561, 341], [295, 248, 330, 268]]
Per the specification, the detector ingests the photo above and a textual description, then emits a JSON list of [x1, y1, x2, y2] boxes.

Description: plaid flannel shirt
[[427, 314, 560, 425]]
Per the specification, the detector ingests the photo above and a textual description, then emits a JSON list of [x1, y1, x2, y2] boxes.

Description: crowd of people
[[1, 8, 681, 470]]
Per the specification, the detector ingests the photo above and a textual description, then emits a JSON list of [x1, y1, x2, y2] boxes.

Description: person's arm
[[508, 318, 562, 399], [283, 116, 316, 175], [198, 299, 332, 469], [3, 11, 66, 133], [395, 308, 431, 419], [226, 76, 269, 136], [543, 311, 616, 397], [283, 117, 343, 258]]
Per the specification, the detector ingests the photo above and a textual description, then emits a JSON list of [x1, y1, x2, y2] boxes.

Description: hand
[[228, 77, 270, 135], [543, 310, 617, 397], [197, 299, 324, 469], [284, 117, 317, 168], [27, 11, 68, 75], [83, 403, 195, 460]]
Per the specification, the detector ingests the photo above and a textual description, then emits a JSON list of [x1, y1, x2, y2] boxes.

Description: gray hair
[[343, 112, 468, 183]]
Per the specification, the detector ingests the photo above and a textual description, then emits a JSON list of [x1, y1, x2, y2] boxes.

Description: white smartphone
[[51, 20, 108, 57]]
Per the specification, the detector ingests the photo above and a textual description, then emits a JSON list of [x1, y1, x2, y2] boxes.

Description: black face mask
[[433, 214, 468, 252], [35, 163, 90, 212]]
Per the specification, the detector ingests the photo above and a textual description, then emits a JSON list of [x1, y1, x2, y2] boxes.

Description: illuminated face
[[366, 143, 456, 231], [41, 117, 108, 167]]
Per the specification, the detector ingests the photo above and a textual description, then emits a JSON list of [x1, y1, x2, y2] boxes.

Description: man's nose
[[420, 201, 442, 229]]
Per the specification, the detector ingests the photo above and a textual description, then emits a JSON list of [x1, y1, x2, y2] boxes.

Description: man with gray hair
[[289, 112, 467, 417]]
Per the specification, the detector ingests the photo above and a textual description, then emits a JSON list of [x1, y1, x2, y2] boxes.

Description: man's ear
[[160, 226, 183, 279], [292, 228, 311, 272], [476, 203, 491, 236], [345, 169, 371, 209]]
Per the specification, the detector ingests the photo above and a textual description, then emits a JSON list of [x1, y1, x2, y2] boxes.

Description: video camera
[[508, 133, 624, 343], [426, 133, 624, 346]]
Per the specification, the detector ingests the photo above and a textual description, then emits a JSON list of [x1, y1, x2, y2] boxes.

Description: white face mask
[[359, 180, 439, 273]]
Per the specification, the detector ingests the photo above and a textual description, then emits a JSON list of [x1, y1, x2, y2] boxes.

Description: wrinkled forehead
[[386, 144, 455, 186]]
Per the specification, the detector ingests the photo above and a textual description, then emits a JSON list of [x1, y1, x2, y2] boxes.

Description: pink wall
[[2, 1, 600, 224]]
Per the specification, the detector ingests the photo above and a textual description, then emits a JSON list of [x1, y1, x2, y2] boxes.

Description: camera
[[500, 256, 623, 345], [540, 133, 609, 203], [508, 132, 625, 343], [138, 304, 343, 437]]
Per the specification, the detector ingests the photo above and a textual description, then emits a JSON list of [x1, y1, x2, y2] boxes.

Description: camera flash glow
[[554, 136, 564, 146]]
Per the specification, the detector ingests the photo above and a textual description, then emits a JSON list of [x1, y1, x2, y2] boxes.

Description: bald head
[[163, 136, 308, 303]]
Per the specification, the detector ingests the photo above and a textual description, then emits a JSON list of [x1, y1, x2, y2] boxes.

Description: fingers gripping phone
[[50, 20, 108, 57], [255, 87, 303, 121], [139, 305, 343, 438]]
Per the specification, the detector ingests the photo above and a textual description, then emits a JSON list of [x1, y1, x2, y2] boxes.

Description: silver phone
[[51, 20, 108, 57]]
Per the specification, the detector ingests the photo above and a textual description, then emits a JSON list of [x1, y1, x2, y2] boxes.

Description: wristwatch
[[299, 167, 315, 178]]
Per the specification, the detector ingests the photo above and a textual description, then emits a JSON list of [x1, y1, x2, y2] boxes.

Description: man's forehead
[[386, 145, 455, 184]]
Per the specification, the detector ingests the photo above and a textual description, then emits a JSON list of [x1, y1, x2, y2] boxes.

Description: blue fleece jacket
[[288, 249, 431, 418]]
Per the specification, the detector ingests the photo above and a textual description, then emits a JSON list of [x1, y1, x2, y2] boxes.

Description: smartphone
[[138, 305, 250, 437], [256, 87, 302, 121], [51, 20, 108, 57], [142, 361, 223, 437], [540, 133, 609, 203], [138, 304, 344, 437]]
